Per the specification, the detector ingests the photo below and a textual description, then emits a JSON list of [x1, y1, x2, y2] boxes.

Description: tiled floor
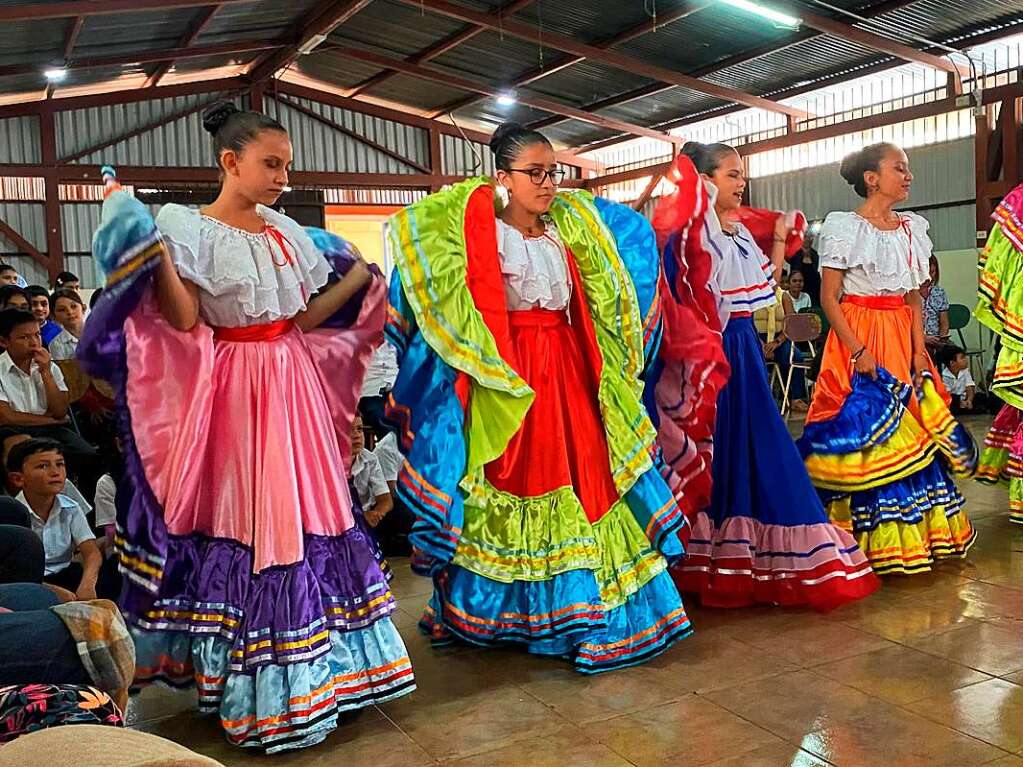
[[127, 415, 1023, 766]]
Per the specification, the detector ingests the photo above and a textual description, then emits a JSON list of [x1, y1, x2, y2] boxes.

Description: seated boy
[[0, 308, 100, 495], [7, 438, 101, 600], [940, 345, 988, 415], [349, 414, 393, 527], [25, 287, 61, 347]]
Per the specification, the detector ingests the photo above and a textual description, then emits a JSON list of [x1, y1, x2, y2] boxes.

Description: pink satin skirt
[[125, 312, 356, 574]]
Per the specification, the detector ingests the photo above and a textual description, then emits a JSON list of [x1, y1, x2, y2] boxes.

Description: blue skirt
[[672, 317, 878, 609]]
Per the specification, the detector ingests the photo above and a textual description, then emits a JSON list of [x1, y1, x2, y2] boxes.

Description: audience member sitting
[[0, 263, 20, 286], [940, 345, 990, 415], [49, 289, 86, 361], [362, 413, 414, 557], [52, 271, 80, 292], [922, 255, 951, 358], [0, 308, 101, 494], [0, 283, 29, 311], [784, 269, 813, 313], [0, 428, 93, 514], [26, 285, 62, 347], [796, 240, 822, 306], [0, 521, 44, 585], [8, 439, 103, 600], [349, 414, 393, 528], [0, 584, 134, 742]]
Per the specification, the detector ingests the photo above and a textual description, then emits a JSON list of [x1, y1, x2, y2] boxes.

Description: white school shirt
[[0, 351, 68, 415], [18, 491, 95, 575]]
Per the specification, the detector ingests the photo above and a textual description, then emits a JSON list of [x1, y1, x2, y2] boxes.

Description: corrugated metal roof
[[0, 0, 1020, 152], [274, 96, 430, 174]]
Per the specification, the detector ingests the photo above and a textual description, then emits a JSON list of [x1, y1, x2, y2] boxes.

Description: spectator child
[[49, 289, 86, 361], [940, 345, 988, 415], [25, 286, 61, 347], [0, 285, 29, 311], [7, 439, 101, 600], [348, 414, 393, 528]]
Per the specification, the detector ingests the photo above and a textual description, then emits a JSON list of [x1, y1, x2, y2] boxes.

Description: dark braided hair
[[839, 142, 899, 198], [489, 122, 552, 170], [202, 101, 287, 170], [681, 141, 738, 176]]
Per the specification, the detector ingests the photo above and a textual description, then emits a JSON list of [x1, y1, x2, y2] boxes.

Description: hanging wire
[[645, 0, 658, 31], [447, 113, 483, 175], [803, 0, 980, 88], [536, 0, 545, 71]]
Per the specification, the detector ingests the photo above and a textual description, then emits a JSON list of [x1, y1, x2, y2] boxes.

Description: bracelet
[[850, 346, 866, 362], [773, 236, 786, 244]]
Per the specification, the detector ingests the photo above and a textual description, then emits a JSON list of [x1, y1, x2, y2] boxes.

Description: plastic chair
[[779, 312, 822, 416], [947, 303, 986, 390]]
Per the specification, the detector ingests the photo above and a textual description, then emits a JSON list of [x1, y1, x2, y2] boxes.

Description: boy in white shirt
[[941, 345, 986, 415], [8, 438, 101, 600], [348, 415, 393, 527]]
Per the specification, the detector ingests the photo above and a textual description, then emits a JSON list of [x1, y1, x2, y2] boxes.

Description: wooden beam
[[59, 94, 229, 164], [145, 5, 222, 88], [278, 81, 602, 169], [429, 1, 711, 118], [0, 0, 256, 22], [530, 0, 921, 133], [334, 47, 683, 144], [0, 217, 49, 270], [63, 16, 84, 59], [976, 103, 996, 246], [631, 173, 663, 211], [0, 76, 249, 118], [349, 0, 536, 98], [394, 0, 806, 118], [582, 80, 1021, 189], [0, 163, 471, 188], [793, 7, 958, 75], [275, 94, 432, 173], [0, 40, 277, 79], [248, 0, 374, 83]]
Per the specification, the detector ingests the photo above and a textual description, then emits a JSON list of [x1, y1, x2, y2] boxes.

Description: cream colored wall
[[935, 248, 992, 369], [325, 218, 388, 272]]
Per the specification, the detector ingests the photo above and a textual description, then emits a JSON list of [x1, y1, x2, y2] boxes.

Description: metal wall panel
[[0, 202, 45, 254], [441, 134, 493, 176], [749, 137, 976, 250], [58, 94, 241, 166], [921, 204, 977, 253], [0, 116, 42, 164], [4, 256, 48, 288], [60, 204, 102, 254], [275, 98, 429, 175]]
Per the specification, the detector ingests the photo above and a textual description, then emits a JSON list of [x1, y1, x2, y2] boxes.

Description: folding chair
[[779, 312, 822, 417], [947, 303, 987, 390]]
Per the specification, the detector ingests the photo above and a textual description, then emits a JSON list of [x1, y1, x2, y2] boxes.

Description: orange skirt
[[806, 295, 949, 425]]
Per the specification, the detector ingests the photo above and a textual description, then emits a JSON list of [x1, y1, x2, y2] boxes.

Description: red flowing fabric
[[458, 184, 620, 524], [483, 309, 619, 523]]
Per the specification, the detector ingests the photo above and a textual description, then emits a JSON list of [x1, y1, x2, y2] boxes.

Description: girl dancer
[[976, 181, 1023, 524], [384, 122, 692, 672], [79, 102, 413, 752], [661, 145, 878, 609], [800, 142, 976, 574]]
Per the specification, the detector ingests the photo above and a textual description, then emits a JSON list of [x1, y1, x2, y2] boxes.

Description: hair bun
[[839, 149, 863, 188], [489, 121, 525, 154], [202, 101, 240, 136]]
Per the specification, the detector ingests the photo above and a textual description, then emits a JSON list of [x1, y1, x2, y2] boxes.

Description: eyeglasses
[[506, 167, 567, 186]]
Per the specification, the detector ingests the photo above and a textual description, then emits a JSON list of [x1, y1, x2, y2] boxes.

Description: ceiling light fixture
[[496, 92, 517, 106], [726, 0, 800, 29], [44, 67, 68, 82]]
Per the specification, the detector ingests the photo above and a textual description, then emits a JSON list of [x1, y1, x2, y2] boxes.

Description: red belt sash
[[212, 318, 295, 342], [842, 294, 906, 310]]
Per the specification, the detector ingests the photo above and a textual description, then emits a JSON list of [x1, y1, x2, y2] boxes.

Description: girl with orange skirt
[[799, 143, 976, 575]]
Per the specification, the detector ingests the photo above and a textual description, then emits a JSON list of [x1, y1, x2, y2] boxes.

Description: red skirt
[[484, 309, 619, 523]]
